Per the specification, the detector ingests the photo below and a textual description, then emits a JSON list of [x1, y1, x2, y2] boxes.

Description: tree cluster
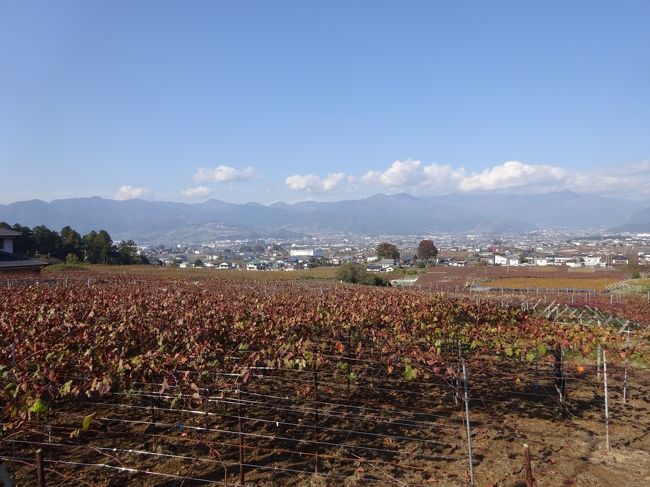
[[0, 222, 147, 265], [335, 263, 390, 287], [375, 242, 400, 261], [416, 239, 438, 262]]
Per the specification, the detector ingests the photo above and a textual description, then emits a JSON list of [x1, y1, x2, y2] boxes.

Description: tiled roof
[[0, 251, 48, 269], [0, 228, 21, 237]]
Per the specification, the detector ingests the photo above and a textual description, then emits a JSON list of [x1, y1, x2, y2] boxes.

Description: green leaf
[[60, 380, 73, 396], [82, 412, 95, 430], [404, 363, 417, 381], [536, 343, 548, 356], [525, 350, 536, 362], [30, 399, 48, 414]]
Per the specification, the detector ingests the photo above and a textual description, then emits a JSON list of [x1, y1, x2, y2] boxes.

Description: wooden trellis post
[[603, 350, 611, 452], [462, 360, 475, 486], [314, 354, 320, 475], [36, 449, 45, 487], [523, 444, 535, 487], [237, 385, 245, 486], [623, 324, 631, 405], [553, 347, 566, 414]]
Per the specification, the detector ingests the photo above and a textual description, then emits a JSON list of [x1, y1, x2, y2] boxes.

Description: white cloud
[[458, 160, 569, 192], [114, 185, 151, 200], [568, 160, 650, 197], [361, 159, 465, 192], [422, 163, 465, 190], [283, 159, 650, 199], [362, 159, 423, 188], [359, 159, 600, 195], [285, 172, 349, 193], [193, 165, 256, 183], [181, 186, 213, 198]]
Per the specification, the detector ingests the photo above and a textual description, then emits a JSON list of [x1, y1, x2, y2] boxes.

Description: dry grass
[[627, 278, 650, 292], [60, 264, 340, 281], [486, 276, 622, 291]]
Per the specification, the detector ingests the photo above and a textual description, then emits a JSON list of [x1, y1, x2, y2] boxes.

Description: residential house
[[246, 259, 268, 271], [534, 257, 549, 266], [552, 256, 574, 266], [0, 228, 48, 274], [376, 258, 397, 269], [494, 254, 520, 266], [610, 255, 629, 266], [583, 255, 603, 267], [478, 252, 495, 265], [400, 252, 417, 265]]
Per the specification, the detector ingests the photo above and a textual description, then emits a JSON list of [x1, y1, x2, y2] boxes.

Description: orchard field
[[1, 269, 649, 486]]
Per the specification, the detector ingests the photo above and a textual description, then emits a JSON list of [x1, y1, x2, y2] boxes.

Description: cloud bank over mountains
[[193, 165, 257, 183], [285, 173, 352, 193], [114, 185, 151, 201], [109, 160, 650, 202], [286, 159, 650, 198], [181, 186, 213, 198]]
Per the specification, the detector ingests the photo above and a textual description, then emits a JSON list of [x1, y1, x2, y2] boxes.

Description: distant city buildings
[[136, 229, 650, 272]]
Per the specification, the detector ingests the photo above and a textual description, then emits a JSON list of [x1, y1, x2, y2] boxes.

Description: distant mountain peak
[[0, 191, 645, 242]]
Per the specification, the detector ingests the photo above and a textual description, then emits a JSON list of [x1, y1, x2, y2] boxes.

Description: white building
[[534, 257, 548, 266], [495, 255, 520, 266], [583, 255, 603, 266], [289, 248, 323, 258], [553, 256, 574, 265]]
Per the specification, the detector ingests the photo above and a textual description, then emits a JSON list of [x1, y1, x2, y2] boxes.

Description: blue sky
[[1, 1, 649, 204]]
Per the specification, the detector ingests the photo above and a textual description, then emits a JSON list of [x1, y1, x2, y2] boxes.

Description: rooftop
[[0, 251, 48, 269], [0, 228, 21, 238]]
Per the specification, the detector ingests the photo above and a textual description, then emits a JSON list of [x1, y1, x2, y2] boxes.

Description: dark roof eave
[[0, 262, 49, 269], [0, 228, 22, 237]]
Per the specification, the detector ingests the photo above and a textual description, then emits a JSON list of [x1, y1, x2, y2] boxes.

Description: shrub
[[336, 263, 390, 286]]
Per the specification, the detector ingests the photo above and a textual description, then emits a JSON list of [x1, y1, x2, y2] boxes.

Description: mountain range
[[1, 191, 650, 243]]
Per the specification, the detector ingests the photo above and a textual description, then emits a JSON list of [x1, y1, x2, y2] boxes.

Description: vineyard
[[1, 273, 650, 486]]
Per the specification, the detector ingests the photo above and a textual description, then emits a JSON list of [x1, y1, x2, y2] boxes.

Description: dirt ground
[[3, 360, 649, 486]]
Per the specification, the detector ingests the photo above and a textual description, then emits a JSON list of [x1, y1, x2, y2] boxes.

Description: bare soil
[[3, 361, 649, 486]]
